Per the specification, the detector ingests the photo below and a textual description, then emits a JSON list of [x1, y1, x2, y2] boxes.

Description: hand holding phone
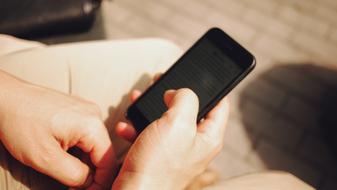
[[126, 28, 256, 132], [113, 88, 230, 189], [114, 27, 255, 189]]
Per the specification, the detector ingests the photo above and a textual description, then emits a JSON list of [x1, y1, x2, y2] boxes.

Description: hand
[[113, 83, 229, 189], [0, 71, 116, 189]]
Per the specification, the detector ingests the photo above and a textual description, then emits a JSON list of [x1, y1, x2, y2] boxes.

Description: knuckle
[[85, 116, 102, 126]]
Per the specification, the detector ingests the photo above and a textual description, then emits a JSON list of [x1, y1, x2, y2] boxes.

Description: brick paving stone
[[102, 2, 131, 24], [101, 4, 137, 39], [163, 13, 210, 40], [242, 8, 293, 40], [137, 0, 172, 22], [104, 27, 135, 40], [320, 0, 337, 9], [201, 0, 246, 18], [160, 0, 210, 21], [278, 5, 304, 25], [291, 32, 337, 63], [240, 0, 279, 15], [205, 11, 256, 46], [329, 28, 337, 43], [123, 16, 161, 37], [315, 4, 337, 26], [278, 4, 329, 37], [252, 34, 308, 62], [298, 15, 330, 37], [280, 0, 318, 14], [118, 4, 189, 46]]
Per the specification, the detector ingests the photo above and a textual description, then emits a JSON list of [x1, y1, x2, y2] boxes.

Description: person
[[0, 35, 313, 190]]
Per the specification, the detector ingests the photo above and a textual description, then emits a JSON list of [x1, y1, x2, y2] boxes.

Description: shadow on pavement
[[239, 63, 337, 189]]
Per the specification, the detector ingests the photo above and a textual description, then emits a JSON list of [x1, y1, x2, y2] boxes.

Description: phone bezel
[[126, 27, 256, 132]]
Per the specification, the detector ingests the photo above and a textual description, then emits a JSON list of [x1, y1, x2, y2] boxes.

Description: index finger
[[78, 121, 116, 189]]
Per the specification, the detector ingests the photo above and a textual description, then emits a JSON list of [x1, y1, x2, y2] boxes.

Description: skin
[[0, 70, 229, 190], [0, 70, 116, 189], [113, 74, 229, 189]]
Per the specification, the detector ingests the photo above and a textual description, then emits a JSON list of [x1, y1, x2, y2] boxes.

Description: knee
[[143, 38, 183, 71], [150, 38, 183, 54], [255, 171, 314, 190], [214, 171, 314, 190]]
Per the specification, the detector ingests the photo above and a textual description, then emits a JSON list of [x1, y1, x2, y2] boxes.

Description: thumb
[[163, 88, 199, 123], [39, 141, 92, 188]]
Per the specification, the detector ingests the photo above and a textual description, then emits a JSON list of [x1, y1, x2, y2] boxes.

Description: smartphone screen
[[127, 28, 255, 132]]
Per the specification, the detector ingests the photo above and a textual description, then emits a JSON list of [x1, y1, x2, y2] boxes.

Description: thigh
[[0, 34, 45, 57], [0, 38, 182, 189], [62, 38, 183, 157], [204, 171, 314, 190]]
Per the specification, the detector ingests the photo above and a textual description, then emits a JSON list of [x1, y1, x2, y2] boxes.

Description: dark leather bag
[[0, 0, 101, 38]]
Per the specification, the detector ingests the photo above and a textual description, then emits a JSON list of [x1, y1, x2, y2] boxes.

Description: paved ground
[[38, 0, 337, 189]]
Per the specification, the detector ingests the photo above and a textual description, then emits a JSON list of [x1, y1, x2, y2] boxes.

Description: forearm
[[0, 70, 17, 119], [112, 173, 169, 190], [112, 171, 187, 190], [0, 70, 32, 133]]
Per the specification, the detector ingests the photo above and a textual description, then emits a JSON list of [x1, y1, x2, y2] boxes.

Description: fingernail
[[166, 89, 176, 94], [118, 122, 128, 129]]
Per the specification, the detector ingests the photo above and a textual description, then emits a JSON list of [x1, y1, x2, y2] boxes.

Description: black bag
[[0, 0, 101, 38]]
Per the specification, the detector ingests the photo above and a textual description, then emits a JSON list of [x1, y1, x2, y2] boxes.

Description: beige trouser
[[0, 35, 314, 190]]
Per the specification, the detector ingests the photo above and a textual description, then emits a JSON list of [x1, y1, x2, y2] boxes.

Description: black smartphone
[[126, 28, 256, 132]]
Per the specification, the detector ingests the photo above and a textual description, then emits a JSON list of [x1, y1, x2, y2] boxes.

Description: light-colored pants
[[0, 35, 313, 190]]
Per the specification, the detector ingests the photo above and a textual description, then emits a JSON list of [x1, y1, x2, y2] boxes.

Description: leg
[[0, 37, 182, 189], [52, 38, 183, 157], [0, 34, 45, 57], [202, 171, 314, 190]]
